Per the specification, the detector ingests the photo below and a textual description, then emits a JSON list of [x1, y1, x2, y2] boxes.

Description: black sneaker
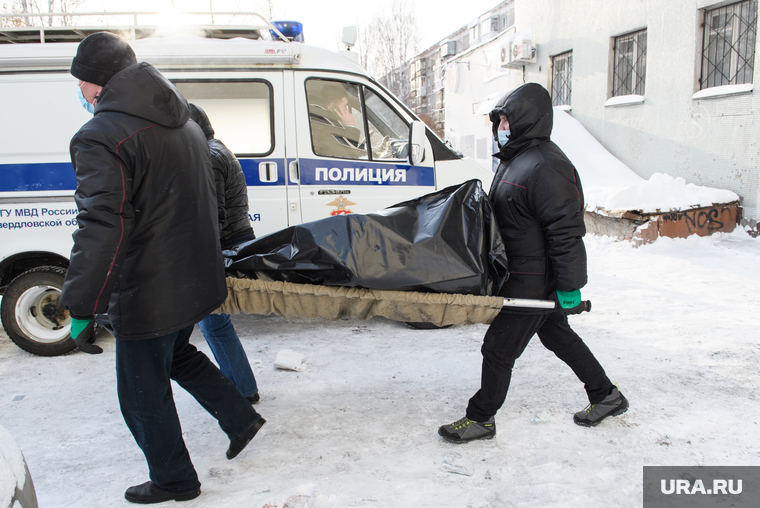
[[573, 387, 629, 427], [246, 393, 260, 404], [124, 481, 200, 504], [438, 416, 495, 443]]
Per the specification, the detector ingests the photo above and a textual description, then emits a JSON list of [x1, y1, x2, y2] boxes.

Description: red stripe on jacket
[[91, 124, 158, 314]]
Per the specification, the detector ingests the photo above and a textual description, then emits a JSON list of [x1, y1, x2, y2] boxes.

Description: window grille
[[700, 0, 757, 89], [613, 29, 647, 96], [551, 51, 572, 106]]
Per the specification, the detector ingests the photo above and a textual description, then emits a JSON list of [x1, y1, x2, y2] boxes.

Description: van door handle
[[258, 161, 277, 183], [289, 160, 299, 183]]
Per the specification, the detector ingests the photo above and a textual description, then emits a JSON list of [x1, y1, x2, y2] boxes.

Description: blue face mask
[[497, 129, 510, 146], [77, 86, 95, 114]]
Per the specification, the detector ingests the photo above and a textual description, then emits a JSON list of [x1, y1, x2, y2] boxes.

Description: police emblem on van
[[327, 195, 356, 215]]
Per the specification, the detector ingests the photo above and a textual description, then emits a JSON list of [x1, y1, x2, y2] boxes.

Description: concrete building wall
[[517, 0, 759, 219], [443, 28, 523, 171]]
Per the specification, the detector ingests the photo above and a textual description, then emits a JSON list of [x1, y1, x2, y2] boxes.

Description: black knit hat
[[70, 32, 137, 87]]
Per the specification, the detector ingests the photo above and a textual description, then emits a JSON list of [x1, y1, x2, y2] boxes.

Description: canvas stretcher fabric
[[214, 277, 504, 327]]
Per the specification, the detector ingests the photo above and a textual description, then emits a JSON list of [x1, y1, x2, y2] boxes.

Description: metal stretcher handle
[[501, 298, 592, 313]]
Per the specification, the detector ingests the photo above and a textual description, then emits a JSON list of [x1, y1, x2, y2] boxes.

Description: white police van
[[0, 15, 493, 356]]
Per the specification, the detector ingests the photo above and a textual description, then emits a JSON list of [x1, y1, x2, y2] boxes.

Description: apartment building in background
[[410, 0, 759, 220], [408, 1, 515, 141]]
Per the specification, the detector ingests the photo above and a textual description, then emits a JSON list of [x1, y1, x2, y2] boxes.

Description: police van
[[0, 14, 493, 356]]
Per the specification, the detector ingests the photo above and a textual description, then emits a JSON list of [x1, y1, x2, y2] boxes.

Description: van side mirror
[[408, 121, 426, 166]]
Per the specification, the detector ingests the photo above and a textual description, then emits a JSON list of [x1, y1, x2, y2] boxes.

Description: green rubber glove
[[556, 289, 581, 309], [70, 317, 91, 339], [70, 317, 102, 354]]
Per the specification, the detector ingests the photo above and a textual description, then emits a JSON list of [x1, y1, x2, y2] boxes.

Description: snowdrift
[[551, 108, 740, 215]]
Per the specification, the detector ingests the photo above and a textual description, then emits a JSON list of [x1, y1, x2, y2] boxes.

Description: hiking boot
[[438, 416, 495, 443], [573, 387, 629, 427]]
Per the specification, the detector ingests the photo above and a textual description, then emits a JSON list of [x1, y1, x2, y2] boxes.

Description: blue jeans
[[116, 325, 261, 494], [198, 313, 258, 398]]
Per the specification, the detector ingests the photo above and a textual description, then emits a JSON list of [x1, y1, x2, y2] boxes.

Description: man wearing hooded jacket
[[188, 103, 260, 404], [439, 83, 628, 443], [60, 32, 265, 503]]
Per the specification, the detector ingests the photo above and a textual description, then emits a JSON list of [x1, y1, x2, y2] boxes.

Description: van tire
[[0, 266, 76, 356]]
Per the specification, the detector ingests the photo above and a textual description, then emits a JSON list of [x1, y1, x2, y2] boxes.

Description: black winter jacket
[[189, 107, 254, 246], [209, 139, 254, 247], [60, 62, 227, 340], [488, 83, 587, 306]]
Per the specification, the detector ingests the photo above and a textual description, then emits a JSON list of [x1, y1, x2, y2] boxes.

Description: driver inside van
[[307, 80, 365, 158]]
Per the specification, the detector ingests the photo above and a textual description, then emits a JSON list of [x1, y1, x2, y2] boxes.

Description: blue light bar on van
[[270, 21, 304, 42]]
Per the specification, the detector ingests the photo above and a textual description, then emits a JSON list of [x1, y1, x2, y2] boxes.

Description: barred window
[[551, 51, 573, 106], [700, 0, 757, 89], [613, 29, 647, 96]]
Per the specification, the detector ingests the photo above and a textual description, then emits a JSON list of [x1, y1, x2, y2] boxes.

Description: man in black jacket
[[188, 103, 260, 404], [439, 83, 628, 444], [60, 32, 265, 503]]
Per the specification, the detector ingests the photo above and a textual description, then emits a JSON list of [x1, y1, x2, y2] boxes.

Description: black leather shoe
[[124, 481, 200, 504], [227, 417, 266, 460], [246, 393, 260, 404]]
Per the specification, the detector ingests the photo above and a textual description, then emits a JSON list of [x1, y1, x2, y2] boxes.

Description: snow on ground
[[551, 109, 741, 214], [0, 230, 758, 507]]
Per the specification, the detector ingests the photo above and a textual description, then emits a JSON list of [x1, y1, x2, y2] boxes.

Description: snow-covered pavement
[[1, 230, 758, 507]]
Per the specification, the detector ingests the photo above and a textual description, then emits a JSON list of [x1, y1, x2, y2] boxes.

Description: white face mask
[[497, 129, 510, 145], [77, 85, 95, 114]]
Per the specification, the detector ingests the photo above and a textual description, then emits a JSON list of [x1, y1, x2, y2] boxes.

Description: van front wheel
[[0, 266, 76, 356]]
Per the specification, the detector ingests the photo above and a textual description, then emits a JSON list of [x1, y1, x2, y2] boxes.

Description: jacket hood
[[490, 83, 553, 161], [188, 103, 216, 140], [94, 62, 189, 128]]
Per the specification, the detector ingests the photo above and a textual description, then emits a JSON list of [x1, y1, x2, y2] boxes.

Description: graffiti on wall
[[660, 206, 736, 237]]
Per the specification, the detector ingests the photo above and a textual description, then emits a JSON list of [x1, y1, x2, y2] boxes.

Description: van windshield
[[363, 88, 410, 161]]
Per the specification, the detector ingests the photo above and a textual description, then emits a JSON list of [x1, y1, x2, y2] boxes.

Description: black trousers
[[116, 325, 261, 494], [466, 311, 614, 422]]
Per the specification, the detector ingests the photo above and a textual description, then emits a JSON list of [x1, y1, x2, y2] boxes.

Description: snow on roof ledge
[[585, 173, 741, 217], [551, 108, 740, 215]]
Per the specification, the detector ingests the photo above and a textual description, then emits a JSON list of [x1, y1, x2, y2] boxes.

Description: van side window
[[362, 88, 410, 161], [174, 81, 273, 156], [306, 79, 367, 159]]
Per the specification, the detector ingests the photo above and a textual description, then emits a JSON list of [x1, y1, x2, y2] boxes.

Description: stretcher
[[215, 277, 587, 328], [218, 181, 591, 327]]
